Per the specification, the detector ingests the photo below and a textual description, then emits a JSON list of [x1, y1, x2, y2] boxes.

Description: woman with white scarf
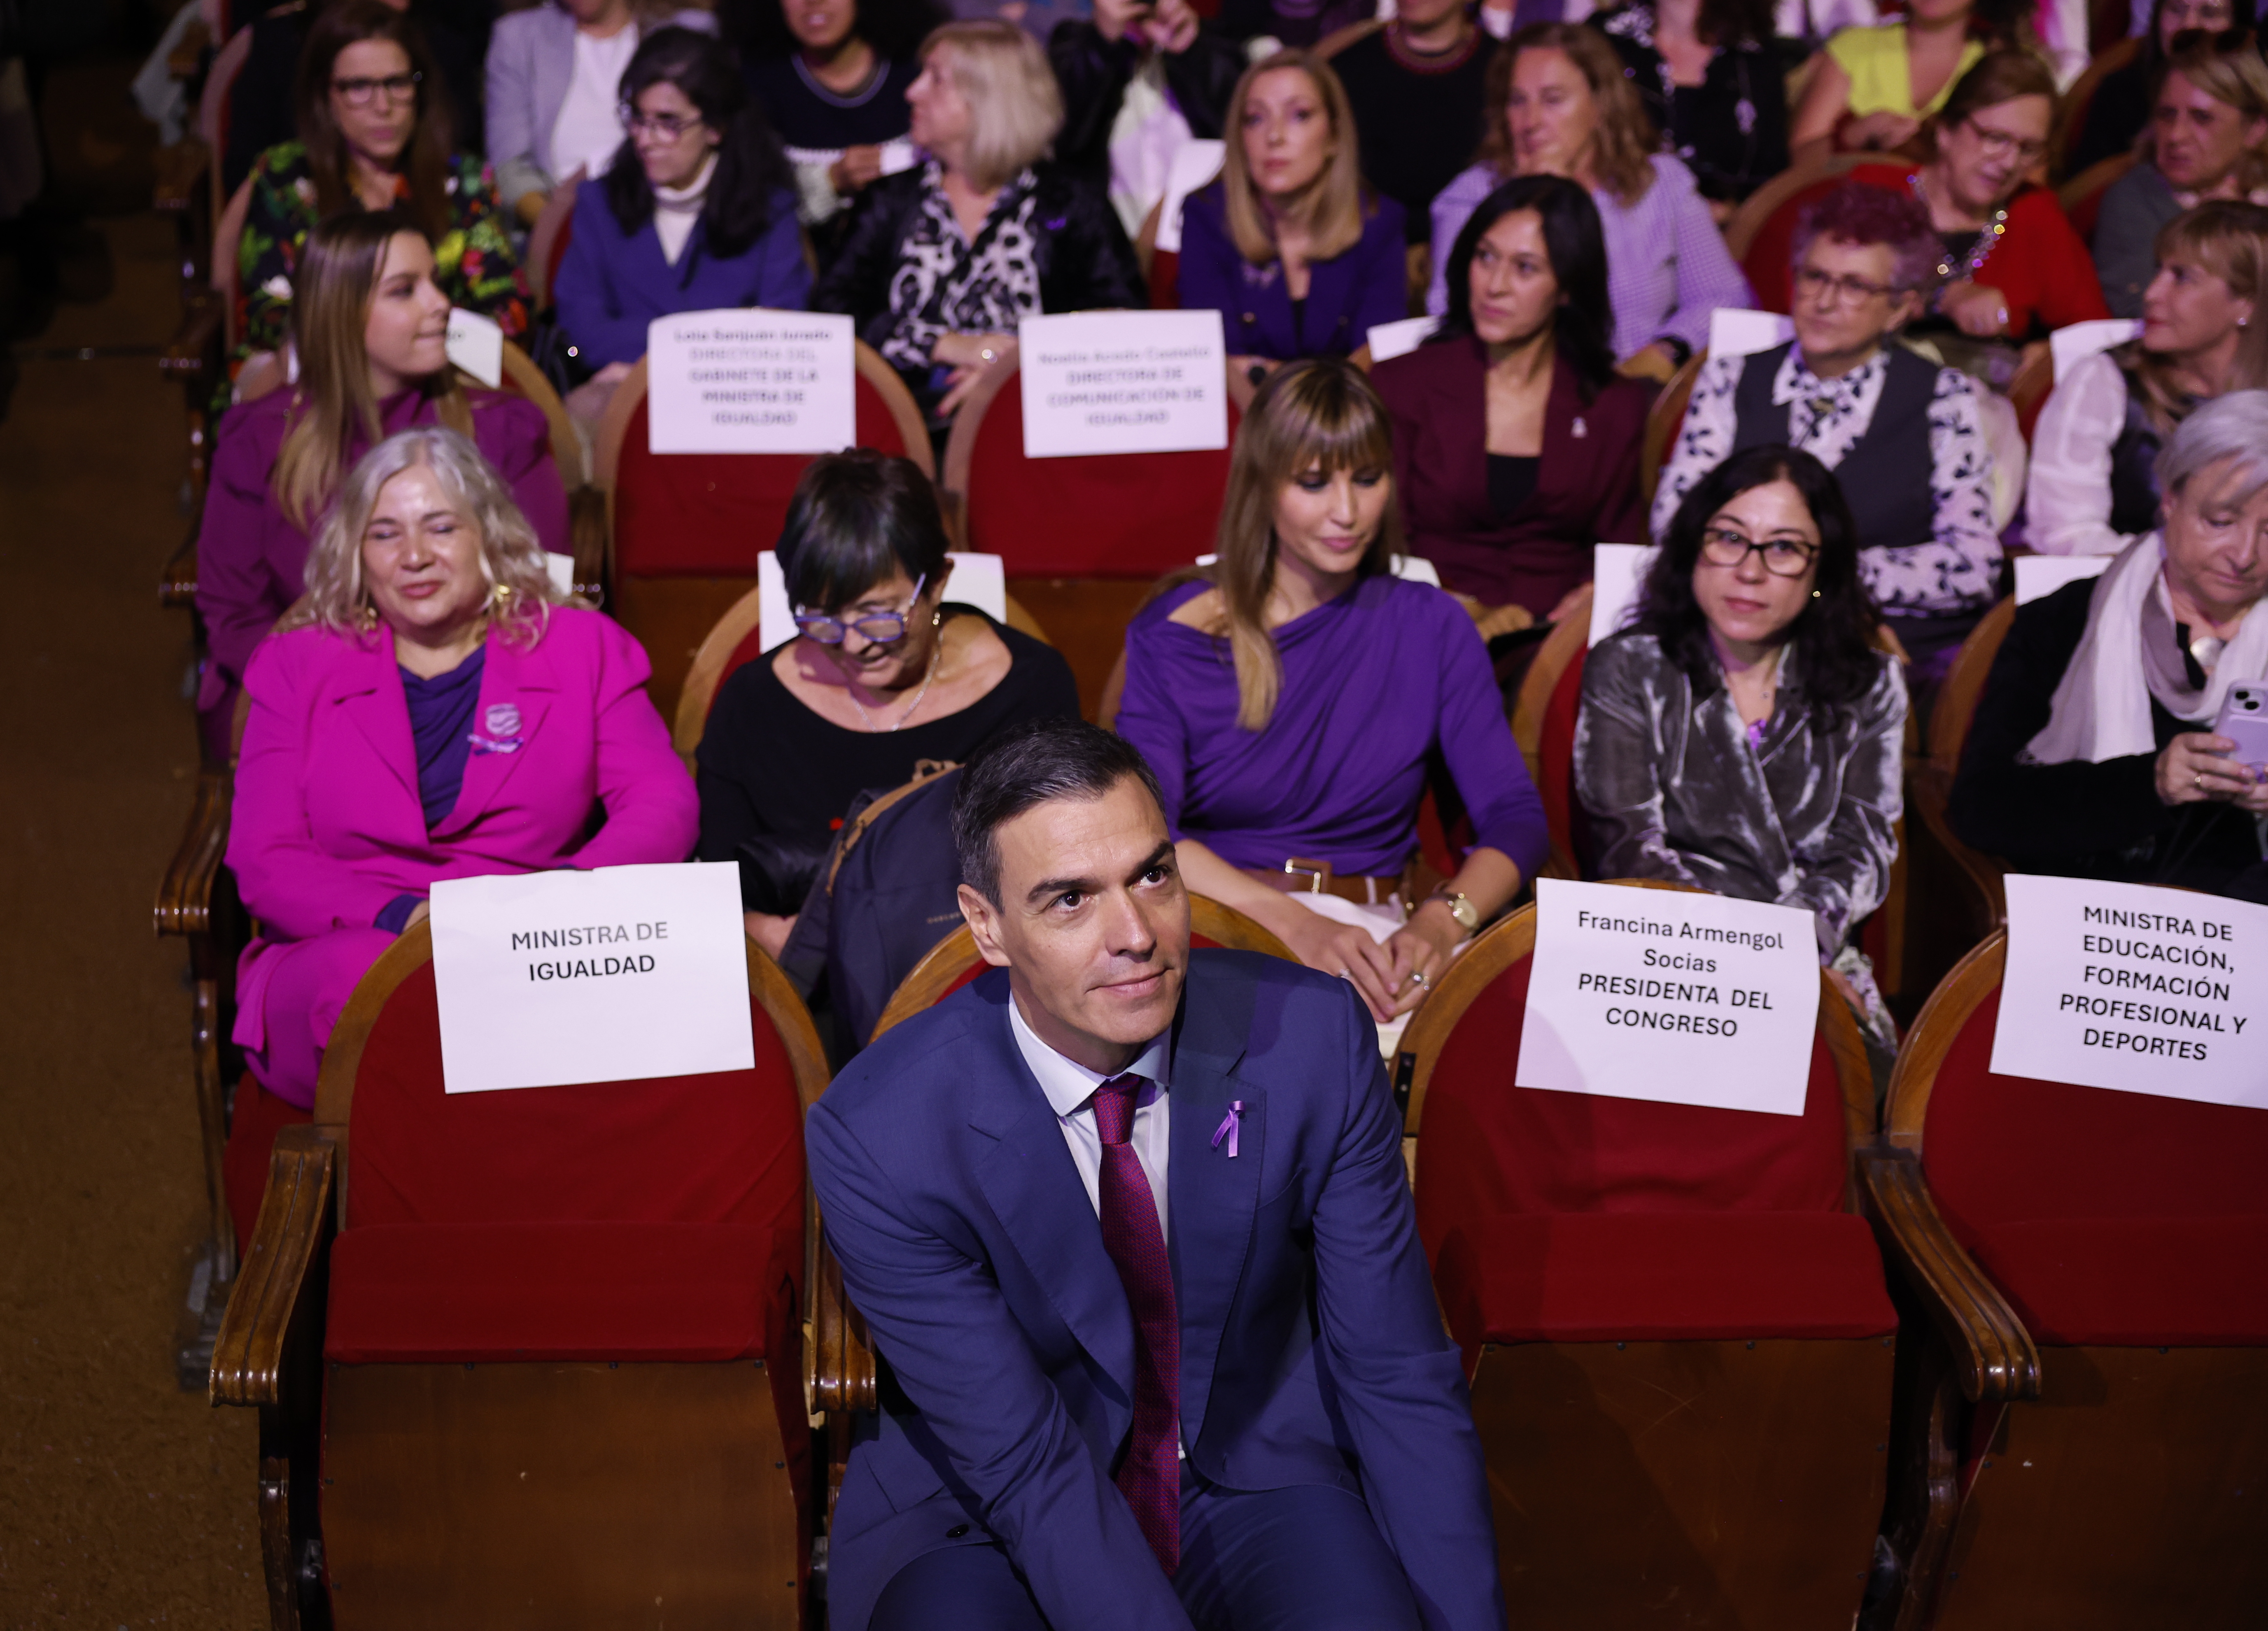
[[1949, 390, 2268, 900]]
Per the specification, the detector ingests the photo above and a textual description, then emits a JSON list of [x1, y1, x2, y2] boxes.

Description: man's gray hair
[[295, 426, 571, 646], [2158, 389, 2268, 509]]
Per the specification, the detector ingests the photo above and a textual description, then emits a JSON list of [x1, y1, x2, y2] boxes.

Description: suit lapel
[[965, 983, 1139, 1395], [330, 635, 421, 815], [1435, 337, 1491, 524], [1166, 959, 1261, 1454], [432, 632, 554, 839]]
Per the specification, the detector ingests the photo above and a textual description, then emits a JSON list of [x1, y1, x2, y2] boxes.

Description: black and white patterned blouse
[[879, 162, 1044, 379], [1651, 343, 2001, 617]]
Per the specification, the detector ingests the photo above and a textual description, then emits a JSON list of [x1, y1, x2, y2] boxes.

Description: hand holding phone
[[2210, 683, 2268, 771]]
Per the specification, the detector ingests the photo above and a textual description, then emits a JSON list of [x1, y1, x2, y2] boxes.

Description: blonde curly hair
[[287, 426, 575, 648]]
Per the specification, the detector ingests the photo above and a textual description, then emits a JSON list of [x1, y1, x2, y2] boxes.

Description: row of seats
[[204, 878, 2268, 1629]]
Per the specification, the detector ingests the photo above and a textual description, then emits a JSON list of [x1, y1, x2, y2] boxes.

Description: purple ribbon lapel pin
[[1210, 1101, 1245, 1158]]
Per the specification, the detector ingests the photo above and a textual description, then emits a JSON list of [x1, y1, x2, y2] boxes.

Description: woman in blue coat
[[554, 26, 811, 421]]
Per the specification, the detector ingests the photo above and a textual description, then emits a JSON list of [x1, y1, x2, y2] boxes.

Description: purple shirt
[[1114, 573, 1548, 880], [195, 384, 570, 735]]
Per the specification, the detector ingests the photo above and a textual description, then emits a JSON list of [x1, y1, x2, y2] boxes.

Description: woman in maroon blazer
[[1373, 173, 1653, 619]]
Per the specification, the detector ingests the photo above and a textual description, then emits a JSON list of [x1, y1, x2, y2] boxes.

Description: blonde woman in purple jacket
[[226, 426, 697, 1110]]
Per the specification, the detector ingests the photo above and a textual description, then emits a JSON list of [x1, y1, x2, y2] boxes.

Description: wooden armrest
[[154, 138, 209, 214], [210, 1124, 338, 1409], [161, 289, 227, 383], [161, 527, 199, 610], [1859, 1146, 2040, 1405], [569, 485, 609, 603], [1911, 765, 2008, 928], [154, 766, 232, 938], [807, 1233, 877, 1417]]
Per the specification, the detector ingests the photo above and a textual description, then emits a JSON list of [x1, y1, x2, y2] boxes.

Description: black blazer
[[1046, 19, 1245, 198], [809, 161, 1145, 360], [1948, 575, 2266, 893]]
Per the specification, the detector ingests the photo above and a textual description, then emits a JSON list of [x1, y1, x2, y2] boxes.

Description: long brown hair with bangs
[[1221, 52, 1368, 266], [1202, 359, 1401, 731], [1475, 23, 1658, 207], [294, 0, 456, 241], [273, 211, 473, 532]]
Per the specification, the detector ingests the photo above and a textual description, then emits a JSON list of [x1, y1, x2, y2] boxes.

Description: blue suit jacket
[[553, 178, 813, 369], [805, 951, 1503, 1631], [1175, 183, 1410, 363]]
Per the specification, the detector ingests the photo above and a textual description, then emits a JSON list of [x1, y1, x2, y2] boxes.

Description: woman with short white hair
[[1951, 390, 2268, 901], [227, 425, 696, 1114], [810, 17, 1143, 434]]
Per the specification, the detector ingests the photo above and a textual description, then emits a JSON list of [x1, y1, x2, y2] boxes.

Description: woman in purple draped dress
[[1113, 358, 1548, 1026]]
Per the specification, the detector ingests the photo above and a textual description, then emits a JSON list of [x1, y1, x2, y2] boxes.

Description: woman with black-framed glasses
[[1576, 442, 1909, 1044], [694, 451, 1079, 958]]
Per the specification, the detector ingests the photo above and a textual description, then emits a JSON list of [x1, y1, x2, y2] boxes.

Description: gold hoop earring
[[490, 581, 513, 609], [355, 599, 380, 631]]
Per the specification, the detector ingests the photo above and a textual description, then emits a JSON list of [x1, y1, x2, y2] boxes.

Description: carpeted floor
[[0, 51, 270, 1631]]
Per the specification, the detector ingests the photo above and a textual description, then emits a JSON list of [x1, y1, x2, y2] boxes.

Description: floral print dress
[[229, 141, 530, 395]]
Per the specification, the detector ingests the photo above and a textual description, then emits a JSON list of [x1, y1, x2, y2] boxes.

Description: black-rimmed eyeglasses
[[793, 574, 927, 646], [332, 71, 422, 107], [1699, 528, 1818, 577]]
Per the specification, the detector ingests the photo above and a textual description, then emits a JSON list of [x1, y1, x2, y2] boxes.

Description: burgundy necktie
[[1091, 1073, 1180, 1575]]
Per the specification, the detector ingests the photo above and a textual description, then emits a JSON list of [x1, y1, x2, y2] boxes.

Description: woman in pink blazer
[[227, 425, 695, 1110]]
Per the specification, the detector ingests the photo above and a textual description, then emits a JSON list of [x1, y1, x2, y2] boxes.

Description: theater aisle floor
[[0, 62, 269, 1631]]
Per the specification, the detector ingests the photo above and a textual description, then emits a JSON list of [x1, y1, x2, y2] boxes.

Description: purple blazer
[[1372, 336, 1654, 614], [226, 607, 697, 1058], [196, 385, 571, 741], [1176, 182, 1409, 361]]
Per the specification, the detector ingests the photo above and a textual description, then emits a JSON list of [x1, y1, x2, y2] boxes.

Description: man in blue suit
[[806, 719, 1504, 1631]]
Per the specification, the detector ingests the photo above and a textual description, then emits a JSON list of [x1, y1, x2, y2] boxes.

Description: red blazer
[[1373, 336, 1654, 615], [1751, 166, 2110, 337]]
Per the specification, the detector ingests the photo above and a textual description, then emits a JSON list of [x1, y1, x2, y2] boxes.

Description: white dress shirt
[[550, 25, 639, 194], [2027, 349, 2141, 559], [1008, 994, 1172, 1246]]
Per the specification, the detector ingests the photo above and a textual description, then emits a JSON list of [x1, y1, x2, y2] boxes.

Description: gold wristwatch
[[1428, 885, 1480, 935]]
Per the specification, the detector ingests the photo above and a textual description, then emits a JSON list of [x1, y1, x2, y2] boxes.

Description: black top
[[695, 609, 1083, 913], [1947, 575, 2268, 894], [742, 52, 918, 151], [1214, 0, 1378, 47], [1329, 24, 1491, 245], [2068, 54, 2154, 180], [223, 1, 487, 198], [1593, 3, 1790, 204], [1046, 19, 1246, 197], [1485, 453, 1538, 520]]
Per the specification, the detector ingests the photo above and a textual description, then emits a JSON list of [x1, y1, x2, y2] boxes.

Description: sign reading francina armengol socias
[[646, 310, 855, 455], [1017, 309, 1227, 458], [1991, 874, 2268, 1108], [429, 862, 753, 1094], [1515, 878, 1821, 1116]]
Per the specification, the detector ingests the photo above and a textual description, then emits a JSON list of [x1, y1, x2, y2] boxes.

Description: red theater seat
[[1862, 934, 2268, 1629], [1398, 883, 1893, 1630], [208, 926, 829, 1631], [592, 345, 933, 722]]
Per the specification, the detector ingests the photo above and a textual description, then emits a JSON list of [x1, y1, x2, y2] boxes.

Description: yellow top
[[1825, 23, 1987, 120]]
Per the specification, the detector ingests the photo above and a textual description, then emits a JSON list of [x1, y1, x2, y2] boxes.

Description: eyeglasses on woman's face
[[1958, 116, 2049, 167], [1793, 265, 1904, 306], [1699, 527, 1819, 576], [794, 573, 927, 646], [332, 70, 421, 107], [622, 107, 703, 141]]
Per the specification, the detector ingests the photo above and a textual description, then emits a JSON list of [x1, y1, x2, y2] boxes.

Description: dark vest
[[1730, 341, 1938, 560], [2108, 360, 2167, 538]]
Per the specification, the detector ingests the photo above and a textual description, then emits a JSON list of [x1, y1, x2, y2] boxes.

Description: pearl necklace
[[844, 637, 942, 733], [1909, 172, 2006, 281]]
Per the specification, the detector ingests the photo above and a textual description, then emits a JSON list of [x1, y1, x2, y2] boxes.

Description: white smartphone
[[2210, 683, 2268, 770]]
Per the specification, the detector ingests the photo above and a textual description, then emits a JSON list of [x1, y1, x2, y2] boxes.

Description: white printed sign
[[445, 307, 504, 388], [1018, 309, 1228, 458], [1515, 878, 1822, 1116], [430, 862, 754, 1094], [2014, 553, 2111, 604], [647, 310, 855, 454], [758, 550, 1007, 652], [1366, 315, 1441, 363], [1992, 874, 2268, 1107], [1589, 543, 1658, 645]]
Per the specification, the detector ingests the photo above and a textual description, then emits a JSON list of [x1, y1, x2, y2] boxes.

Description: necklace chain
[[1909, 172, 2006, 282], [844, 635, 942, 733]]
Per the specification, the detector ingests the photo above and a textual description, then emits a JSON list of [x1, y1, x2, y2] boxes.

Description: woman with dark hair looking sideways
[[1576, 443, 1908, 1039], [696, 450, 1079, 956], [234, 0, 528, 386], [552, 27, 808, 424], [1374, 174, 1655, 620]]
